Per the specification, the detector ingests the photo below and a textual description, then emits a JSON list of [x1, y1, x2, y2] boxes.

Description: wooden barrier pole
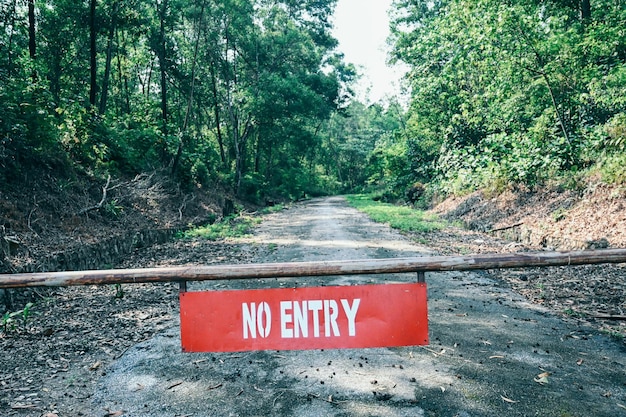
[[1, 249, 626, 289]]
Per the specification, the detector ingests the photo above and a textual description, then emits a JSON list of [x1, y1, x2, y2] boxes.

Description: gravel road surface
[[93, 197, 626, 416]]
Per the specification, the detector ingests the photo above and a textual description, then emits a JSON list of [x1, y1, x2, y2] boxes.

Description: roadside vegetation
[[0, 0, 353, 204], [333, 1, 626, 204], [380, 0, 626, 199], [180, 204, 284, 241], [345, 194, 447, 233], [1, 1, 623, 208], [180, 214, 261, 241]]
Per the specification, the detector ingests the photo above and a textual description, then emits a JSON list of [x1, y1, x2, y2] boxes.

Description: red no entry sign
[[180, 283, 428, 352]]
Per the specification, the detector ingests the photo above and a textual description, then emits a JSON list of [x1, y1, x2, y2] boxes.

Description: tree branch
[[78, 175, 112, 215], [489, 222, 524, 233]]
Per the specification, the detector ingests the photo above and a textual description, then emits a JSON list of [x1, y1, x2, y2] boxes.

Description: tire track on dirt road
[[93, 197, 626, 416]]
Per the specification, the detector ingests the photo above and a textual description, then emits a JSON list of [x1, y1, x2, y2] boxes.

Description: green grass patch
[[261, 203, 286, 214], [563, 308, 587, 318], [2, 302, 35, 334], [345, 194, 448, 233], [179, 204, 285, 241], [181, 214, 261, 241]]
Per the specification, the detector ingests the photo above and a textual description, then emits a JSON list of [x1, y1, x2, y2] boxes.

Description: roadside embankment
[[432, 184, 626, 251]]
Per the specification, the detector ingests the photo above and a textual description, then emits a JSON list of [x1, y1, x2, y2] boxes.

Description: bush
[[605, 113, 626, 150], [191, 160, 210, 186], [597, 153, 626, 185], [0, 79, 67, 181], [239, 172, 267, 204], [405, 182, 425, 203]]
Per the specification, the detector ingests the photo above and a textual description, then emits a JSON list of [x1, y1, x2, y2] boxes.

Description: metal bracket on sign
[[416, 271, 425, 283], [179, 280, 188, 293]]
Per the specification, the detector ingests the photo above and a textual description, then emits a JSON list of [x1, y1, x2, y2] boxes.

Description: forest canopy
[[0, 0, 356, 201], [1, 0, 625, 204], [383, 0, 626, 199]]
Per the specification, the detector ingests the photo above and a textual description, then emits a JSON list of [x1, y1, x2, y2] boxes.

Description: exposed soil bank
[[428, 185, 626, 342], [0, 171, 227, 275], [432, 183, 626, 250]]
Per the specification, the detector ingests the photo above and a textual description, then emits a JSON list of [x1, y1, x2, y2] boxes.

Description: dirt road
[[88, 197, 626, 416]]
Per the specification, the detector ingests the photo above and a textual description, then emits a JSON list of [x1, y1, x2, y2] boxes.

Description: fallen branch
[[11, 404, 38, 410], [592, 314, 626, 321], [490, 222, 524, 233], [167, 380, 184, 390], [27, 196, 39, 236], [178, 194, 196, 220], [78, 175, 112, 215]]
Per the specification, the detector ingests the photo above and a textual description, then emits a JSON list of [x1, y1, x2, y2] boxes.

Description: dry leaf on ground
[[500, 395, 518, 404]]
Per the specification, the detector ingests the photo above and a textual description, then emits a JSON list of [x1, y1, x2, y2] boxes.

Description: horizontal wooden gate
[[1, 249, 626, 288]]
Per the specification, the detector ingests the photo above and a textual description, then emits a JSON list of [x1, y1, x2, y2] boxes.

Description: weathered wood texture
[[1, 249, 626, 289]]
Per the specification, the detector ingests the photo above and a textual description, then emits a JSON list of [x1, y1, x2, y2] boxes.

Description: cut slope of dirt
[[0, 170, 226, 274], [427, 183, 626, 343], [433, 182, 626, 250]]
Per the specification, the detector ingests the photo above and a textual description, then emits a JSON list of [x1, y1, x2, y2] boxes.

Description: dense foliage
[[3, 1, 624, 204], [378, 0, 626, 198], [0, 0, 355, 201]]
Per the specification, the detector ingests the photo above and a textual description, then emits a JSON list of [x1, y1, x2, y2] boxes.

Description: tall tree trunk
[[264, 139, 273, 183], [50, 57, 61, 103], [115, 28, 130, 115], [254, 130, 261, 173], [230, 108, 242, 193], [580, 0, 591, 23], [229, 107, 253, 196], [27, 0, 36, 59], [172, 0, 206, 175], [146, 57, 154, 99], [99, 1, 119, 115], [516, 23, 572, 159], [6, 0, 18, 77], [541, 71, 572, 148], [89, 0, 97, 108], [209, 60, 226, 166], [157, 0, 169, 137], [27, 0, 36, 81], [221, 16, 255, 195]]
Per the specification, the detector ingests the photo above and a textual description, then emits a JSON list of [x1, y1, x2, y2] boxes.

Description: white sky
[[331, 0, 408, 104]]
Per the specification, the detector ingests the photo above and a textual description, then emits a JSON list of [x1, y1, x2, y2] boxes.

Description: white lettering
[[242, 302, 256, 339], [341, 298, 360, 336], [324, 300, 340, 337], [257, 302, 271, 338], [280, 301, 293, 338], [246, 298, 361, 340], [294, 301, 309, 337], [308, 300, 323, 337]]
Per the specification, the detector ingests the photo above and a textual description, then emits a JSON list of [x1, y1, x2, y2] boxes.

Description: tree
[[27, 0, 35, 60], [98, 0, 120, 114], [154, 0, 171, 137], [89, 0, 98, 108], [389, 0, 626, 193], [1, 0, 351, 200]]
